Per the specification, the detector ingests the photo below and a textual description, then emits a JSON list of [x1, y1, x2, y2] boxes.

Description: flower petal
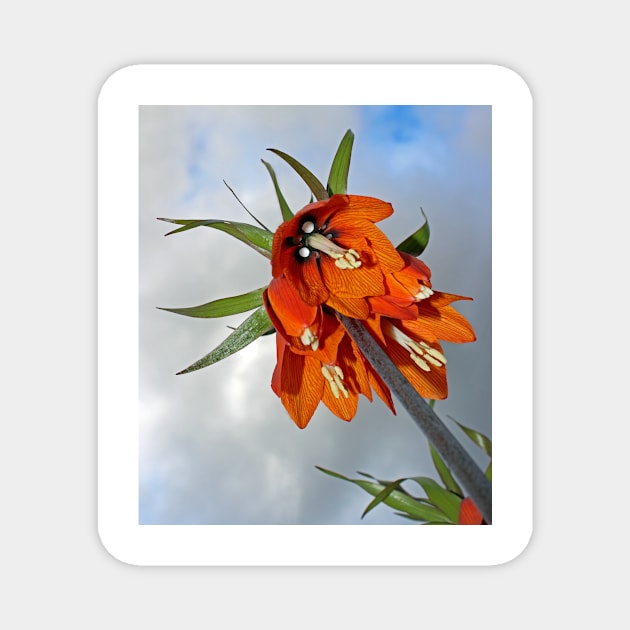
[[265, 275, 318, 337], [280, 350, 324, 429], [458, 497, 484, 525]]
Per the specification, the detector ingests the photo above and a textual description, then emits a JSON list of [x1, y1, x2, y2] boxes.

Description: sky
[[139, 105, 492, 525]]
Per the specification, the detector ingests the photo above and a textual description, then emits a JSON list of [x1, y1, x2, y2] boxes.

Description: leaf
[[176, 306, 274, 375], [315, 467, 451, 523], [326, 129, 354, 196], [485, 462, 492, 481], [429, 443, 464, 497], [222, 180, 272, 231], [158, 286, 266, 319], [267, 148, 328, 201], [396, 208, 430, 256], [407, 477, 462, 524], [449, 418, 493, 458], [158, 218, 273, 259], [361, 477, 408, 519], [261, 160, 294, 222]]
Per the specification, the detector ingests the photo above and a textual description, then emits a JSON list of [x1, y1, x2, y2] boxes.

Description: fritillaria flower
[[271, 194, 405, 318]]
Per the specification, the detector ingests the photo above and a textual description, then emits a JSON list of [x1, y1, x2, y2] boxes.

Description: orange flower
[[458, 497, 485, 525], [271, 195, 405, 317], [270, 317, 394, 428], [364, 290, 476, 400]]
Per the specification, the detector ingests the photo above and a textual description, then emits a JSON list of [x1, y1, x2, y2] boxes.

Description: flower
[[265, 195, 476, 425], [271, 194, 405, 317], [271, 320, 394, 428], [458, 497, 485, 525]]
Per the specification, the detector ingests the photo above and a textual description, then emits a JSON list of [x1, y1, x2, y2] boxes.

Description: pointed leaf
[[158, 286, 266, 319], [177, 306, 273, 374], [408, 476, 462, 523], [158, 218, 273, 258], [429, 443, 464, 497], [361, 477, 407, 519], [326, 129, 354, 196], [267, 148, 328, 201], [485, 462, 492, 481], [396, 209, 430, 256], [449, 418, 493, 458], [315, 467, 451, 523], [261, 159, 294, 221]]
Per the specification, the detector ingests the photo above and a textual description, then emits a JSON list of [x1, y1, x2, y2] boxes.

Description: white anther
[[333, 248, 362, 270], [321, 365, 349, 399], [302, 220, 315, 234], [382, 321, 446, 371], [300, 327, 319, 351], [415, 285, 434, 300], [298, 246, 311, 258]]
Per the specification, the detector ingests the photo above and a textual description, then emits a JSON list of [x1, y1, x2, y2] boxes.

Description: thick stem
[[340, 315, 492, 525]]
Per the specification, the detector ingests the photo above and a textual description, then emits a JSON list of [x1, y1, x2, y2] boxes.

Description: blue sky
[[139, 105, 491, 525]]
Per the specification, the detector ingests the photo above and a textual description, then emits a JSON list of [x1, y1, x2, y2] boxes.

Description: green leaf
[[261, 159, 294, 222], [449, 418, 493, 458], [158, 218, 273, 259], [326, 129, 354, 196], [485, 462, 492, 481], [158, 286, 266, 319], [396, 208, 430, 256], [176, 306, 274, 375], [429, 443, 464, 497], [267, 148, 328, 201], [315, 467, 451, 523], [407, 477, 463, 524]]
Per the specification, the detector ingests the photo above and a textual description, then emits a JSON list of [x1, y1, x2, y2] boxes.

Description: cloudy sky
[[139, 105, 491, 525]]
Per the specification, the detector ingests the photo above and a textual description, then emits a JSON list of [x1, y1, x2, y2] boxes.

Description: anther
[[301, 220, 315, 234], [415, 285, 434, 300], [321, 365, 349, 399], [300, 327, 319, 351]]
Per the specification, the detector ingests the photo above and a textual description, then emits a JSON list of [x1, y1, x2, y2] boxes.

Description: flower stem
[[340, 315, 492, 524]]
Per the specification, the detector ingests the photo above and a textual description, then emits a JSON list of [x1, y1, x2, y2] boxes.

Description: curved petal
[[265, 275, 318, 337], [280, 351, 324, 429], [319, 254, 385, 299]]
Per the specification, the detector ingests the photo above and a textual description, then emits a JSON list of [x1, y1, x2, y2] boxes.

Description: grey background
[[3, 1, 626, 628]]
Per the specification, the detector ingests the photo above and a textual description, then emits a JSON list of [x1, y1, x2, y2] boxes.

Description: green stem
[[340, 315, 492, 525]]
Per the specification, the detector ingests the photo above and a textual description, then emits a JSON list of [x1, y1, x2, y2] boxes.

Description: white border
[[98, 64, 532, 566]]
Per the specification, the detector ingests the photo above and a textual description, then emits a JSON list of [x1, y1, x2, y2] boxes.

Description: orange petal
[[280, 351, 324, 429], [337, 194, 395, 223], [319, 255, 385, 299], [405, 304, 477, 344], [369, 295, 418, 320], [325, 293, 371, 319], [458, 497, 484, 524], [284, 255, 329, 305], [266, 275, 318, 337]]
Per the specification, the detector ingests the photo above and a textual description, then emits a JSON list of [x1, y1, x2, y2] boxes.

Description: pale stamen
[[382, 321, 446, 372], [306, 233, 362, 269], [415, 285, 434, 300], [321, 364, 349, 399], [300, 327, 319, 351]]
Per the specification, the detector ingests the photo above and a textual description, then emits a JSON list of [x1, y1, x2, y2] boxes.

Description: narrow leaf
[[261, 159, 294, 221], [362, 477, 406, 519], [429, 443, 464, 497], [158, 286, 266, 319], [396, 209, 430, 256], [326, 129, 354, 196], [485, 462, 492, 481], [449, 417, 493, 458], [267, 148, 328, 201], [315, 467, 451, 523], [223, 180, 272, 231], [177, 306, 273, 375], [408, 476, 462, 523], [158, 218, 273, 258]]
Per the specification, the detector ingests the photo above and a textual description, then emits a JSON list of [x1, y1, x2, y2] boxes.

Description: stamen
[[415, 285, 434, 300], [300, 327, 319, 351], [382, 321, 446, 371], [321, 365, 349, 399], [298, 246, 311, 258], [305, 233, 362, 269]]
